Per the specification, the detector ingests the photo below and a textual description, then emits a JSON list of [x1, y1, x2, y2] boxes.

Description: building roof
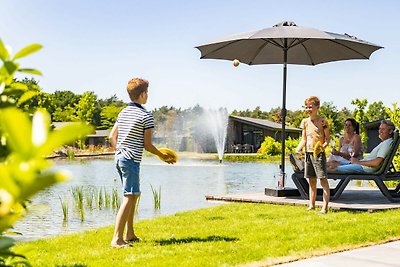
[[52, 122, 110, 137], [229, 115, 301, 132], [87, 130, 111, 138], [52, 121, 83, 129]]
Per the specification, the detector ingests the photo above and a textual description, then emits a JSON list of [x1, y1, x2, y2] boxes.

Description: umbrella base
[[265, 187, 300, 197]]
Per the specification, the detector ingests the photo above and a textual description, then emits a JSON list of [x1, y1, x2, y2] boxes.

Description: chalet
[[226, 115, 301, 153], [86, 130, 111, 147], [52, 122, 111, 147]]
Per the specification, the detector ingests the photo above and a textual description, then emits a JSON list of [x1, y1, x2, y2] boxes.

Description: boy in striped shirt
[[109, 78, 173, 248]]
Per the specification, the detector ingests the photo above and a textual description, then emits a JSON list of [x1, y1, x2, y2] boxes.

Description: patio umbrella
[[195, 21, 382, 187]]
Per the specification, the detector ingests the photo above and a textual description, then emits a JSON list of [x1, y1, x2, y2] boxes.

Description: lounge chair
[[291, 130, 400, 202]]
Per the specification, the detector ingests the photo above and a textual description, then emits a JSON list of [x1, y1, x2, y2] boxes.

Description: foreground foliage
[[15, 203, 400, 267], [0, 39, 93, 266]]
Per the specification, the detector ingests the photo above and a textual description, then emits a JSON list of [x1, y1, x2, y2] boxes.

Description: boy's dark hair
[[127, 78, 148, 101]]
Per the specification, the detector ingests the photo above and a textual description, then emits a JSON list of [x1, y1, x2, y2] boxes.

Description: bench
[[291, 131, 400, 202]]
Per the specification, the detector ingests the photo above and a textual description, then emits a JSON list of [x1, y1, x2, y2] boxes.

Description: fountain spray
[[205, 109, 228, 163]]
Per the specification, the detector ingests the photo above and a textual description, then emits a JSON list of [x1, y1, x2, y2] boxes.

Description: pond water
[[13, 157, 295, 241]]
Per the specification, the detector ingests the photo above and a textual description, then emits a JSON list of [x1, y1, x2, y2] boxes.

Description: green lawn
[[15, 203, 400, 266]]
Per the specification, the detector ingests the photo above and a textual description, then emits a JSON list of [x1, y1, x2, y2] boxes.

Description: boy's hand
[[160, 152, 175, 164], [295, 150, 303, 158]]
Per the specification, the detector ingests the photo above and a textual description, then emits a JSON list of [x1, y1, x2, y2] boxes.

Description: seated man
[[333, 120, 395, 173]]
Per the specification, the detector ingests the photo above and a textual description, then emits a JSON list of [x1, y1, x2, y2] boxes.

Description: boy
[[109, 78, 173, 248], [295, 96, 330, 214]]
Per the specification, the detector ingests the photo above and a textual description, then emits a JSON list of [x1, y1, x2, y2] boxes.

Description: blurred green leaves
[[0, 107, 93, 229], [0, 40, 10, 62], [12, 44, 42, 61], [0, 38, 92, 266]]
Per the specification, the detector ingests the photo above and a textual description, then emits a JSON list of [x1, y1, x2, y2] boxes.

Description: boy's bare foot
[[111, 239, 130, 248], [306, 206, 315, 211], [125, 235, 141, 243], [318, 210, 328, 214]]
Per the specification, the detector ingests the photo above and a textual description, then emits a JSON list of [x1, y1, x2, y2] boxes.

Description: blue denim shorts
[[337, 163, 364, 173], [115, 154, 141, 196]]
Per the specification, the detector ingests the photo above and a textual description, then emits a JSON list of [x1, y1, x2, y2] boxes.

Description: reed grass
[[59, 186, 122, 222], [85, 187, 95, 209], [104, 187, 111, 208], [58, 195, 68, 222], [71, 186, 85, 221], [66, 149, 75, 160], [97, 187, 104, 209], [150, 184, 161, 210]]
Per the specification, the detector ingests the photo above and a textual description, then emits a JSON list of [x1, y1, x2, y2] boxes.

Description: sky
[[1, 1, 399, 112]]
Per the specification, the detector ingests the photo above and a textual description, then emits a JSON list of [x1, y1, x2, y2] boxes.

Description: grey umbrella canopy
[[196, 21, 383, 185]]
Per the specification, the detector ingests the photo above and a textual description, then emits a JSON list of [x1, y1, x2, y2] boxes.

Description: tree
[[97, 94, 125, 107], [385, 103, 400, 173], [75, 91, 97, 123], [99, 104, 124, 130], [319, 101, 340, 135], [351, 98, 369, 142], [52, 105, 77, 122], [366, 101, 388, 122], [13, 77, 53, 114], [51, 90, 81, 109]]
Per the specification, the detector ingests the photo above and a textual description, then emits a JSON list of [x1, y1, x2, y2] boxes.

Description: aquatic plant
[[85, 187, 96, 209], [150, 185, 161, 210], [71, 186, 85, 221], [58, 195, 69, 222], [104, 187, 111, 209], [97, 187, 104, 209], [66, 149, 75, 160]]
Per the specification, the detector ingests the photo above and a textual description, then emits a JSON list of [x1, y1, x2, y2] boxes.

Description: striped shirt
[[116, 102, 154, 162]]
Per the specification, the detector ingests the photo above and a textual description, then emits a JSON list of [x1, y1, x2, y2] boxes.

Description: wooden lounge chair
[[291, 131, 400, 202]]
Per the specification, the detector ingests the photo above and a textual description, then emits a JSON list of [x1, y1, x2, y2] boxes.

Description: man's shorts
[[115, 153, 141, 196], [305, 152, 327, 179]]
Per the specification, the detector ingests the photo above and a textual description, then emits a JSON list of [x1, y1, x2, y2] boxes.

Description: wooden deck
[[205, 187, 400, 212]]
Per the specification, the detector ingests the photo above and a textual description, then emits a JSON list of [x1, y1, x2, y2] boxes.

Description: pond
[[13, 157, 296, 241]]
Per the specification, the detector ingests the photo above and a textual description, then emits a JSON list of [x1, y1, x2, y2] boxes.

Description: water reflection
[[13, 158, 294, 241]]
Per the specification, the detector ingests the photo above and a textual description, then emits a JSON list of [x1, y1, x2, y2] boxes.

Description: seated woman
[[327, 118, 363, 170]]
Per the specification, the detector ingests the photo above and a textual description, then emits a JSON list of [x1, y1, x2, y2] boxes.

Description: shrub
[[258, 136, 281, 156]]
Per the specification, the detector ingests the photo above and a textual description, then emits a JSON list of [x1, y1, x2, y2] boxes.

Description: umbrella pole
[[280, 42, 288, 188]]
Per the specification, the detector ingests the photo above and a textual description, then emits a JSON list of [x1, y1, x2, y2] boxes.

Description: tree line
[[16, 78, 393, 141]]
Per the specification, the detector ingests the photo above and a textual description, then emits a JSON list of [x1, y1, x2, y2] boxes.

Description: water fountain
[[203, 109, 229, 163]]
